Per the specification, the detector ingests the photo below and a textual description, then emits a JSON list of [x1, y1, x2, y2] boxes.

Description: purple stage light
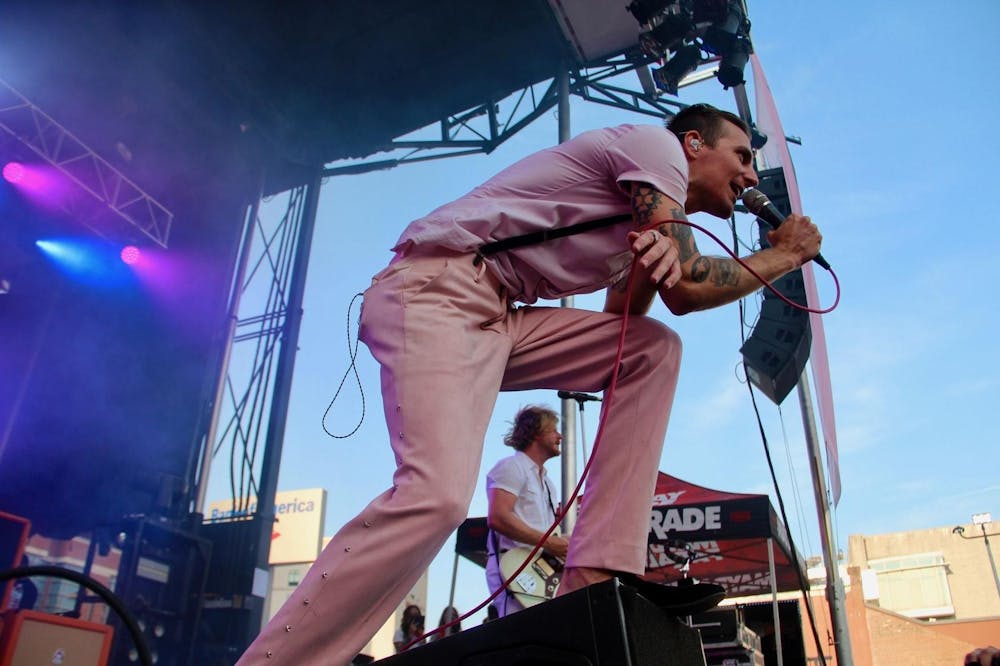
[[1, 161, 65, 201], [3, 162, 25, 183], [120, 245, 141, 265]]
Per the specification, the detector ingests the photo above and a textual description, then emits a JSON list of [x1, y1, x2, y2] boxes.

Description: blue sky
[[206, 0, 1000, 626]]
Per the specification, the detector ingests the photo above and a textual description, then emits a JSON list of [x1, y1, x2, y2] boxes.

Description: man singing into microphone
[[237, 103, 822, 666]]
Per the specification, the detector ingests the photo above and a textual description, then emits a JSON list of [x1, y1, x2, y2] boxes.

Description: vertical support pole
[[193, 181, 263, 515], [798, 369, 852, 666], [448, 552, 459, 608], [555, 68, 577, 534], [252, 168, 323, 574]]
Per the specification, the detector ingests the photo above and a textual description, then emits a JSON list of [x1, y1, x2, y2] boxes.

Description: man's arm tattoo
[[690, 257, 740, 286], [631, 185, 662, 226], [631, 184, 696, 257], [658, 222, 697, 263]]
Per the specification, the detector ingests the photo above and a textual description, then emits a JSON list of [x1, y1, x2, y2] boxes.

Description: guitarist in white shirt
[[485, 405, 570, 616]]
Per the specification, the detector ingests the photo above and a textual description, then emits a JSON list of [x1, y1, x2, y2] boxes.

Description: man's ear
[[685, 131, 704, 155]]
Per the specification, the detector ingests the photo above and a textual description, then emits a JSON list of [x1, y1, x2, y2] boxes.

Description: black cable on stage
[[322, 291, 366, 438], [742, 375, 830, 664], [0, 565, 152, 666], [728, 217, 832, 663]]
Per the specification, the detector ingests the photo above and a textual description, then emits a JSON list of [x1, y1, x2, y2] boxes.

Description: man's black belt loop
[[473, 213, 633, 266]]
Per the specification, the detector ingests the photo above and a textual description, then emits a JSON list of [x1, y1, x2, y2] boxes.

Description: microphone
[[557, 390, 601, 403], [740, 188, 830, 270]]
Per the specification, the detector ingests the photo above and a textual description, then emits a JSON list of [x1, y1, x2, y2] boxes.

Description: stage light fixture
[[3, 162, 25, 184], [700, 0, 752, 88], [629, 0, 753, 93], [626, 0, 675, 28], [716, 37, 751, 88], [750, 126, 768, 150], [636, 3, 697, 59], [121, 245, 141, 265], [651, 43, 703, 95], [36, 237, 124, 284], [36, 239, 89, 269]]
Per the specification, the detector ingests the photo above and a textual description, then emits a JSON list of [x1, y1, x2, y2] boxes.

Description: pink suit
[[237, 124, 686, 665]]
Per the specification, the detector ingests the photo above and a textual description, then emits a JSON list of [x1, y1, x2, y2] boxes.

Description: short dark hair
[[666, 103, 750, 146], [503, 406, 558, 451]]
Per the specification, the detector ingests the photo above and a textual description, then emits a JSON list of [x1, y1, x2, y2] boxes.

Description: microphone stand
[[564, 393, 600, 466], [558, 391, 600, 532]]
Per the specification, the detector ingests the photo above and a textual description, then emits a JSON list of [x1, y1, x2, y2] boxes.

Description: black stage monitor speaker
[[740, 166, 811, 405], [372, 579, 705, 666]]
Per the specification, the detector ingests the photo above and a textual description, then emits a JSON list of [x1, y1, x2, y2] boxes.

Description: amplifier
[[0, 609, 113, 666], [0, 512, 30, 610]]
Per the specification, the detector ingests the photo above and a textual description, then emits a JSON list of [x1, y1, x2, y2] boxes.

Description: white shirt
[[485, 450, 558, 554]]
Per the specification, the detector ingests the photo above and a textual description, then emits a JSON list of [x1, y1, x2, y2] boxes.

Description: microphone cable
[[682, 216, 841, 314], [411, 216, 840, 645], [408, 252, 645, 646], [321, 292, 367, 439]]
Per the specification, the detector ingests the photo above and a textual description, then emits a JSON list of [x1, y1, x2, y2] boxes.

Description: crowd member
[[428, 605, 462, 641], [965, 647, 1000, 666], [391, 604, 425, 653]]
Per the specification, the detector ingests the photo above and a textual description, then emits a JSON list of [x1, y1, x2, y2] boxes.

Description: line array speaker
[[740, 167, 812, 405]]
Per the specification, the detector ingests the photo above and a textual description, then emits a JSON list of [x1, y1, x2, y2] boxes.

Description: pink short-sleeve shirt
[[393, 124, 687, 304]]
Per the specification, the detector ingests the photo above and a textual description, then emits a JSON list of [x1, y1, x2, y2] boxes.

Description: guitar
[[498, 546, 565, 607]]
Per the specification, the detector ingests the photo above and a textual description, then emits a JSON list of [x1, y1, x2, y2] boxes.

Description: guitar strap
[[543, 472, 558, 520]]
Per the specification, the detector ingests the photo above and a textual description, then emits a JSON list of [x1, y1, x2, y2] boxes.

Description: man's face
[[536, 422, 562, 459], [688, 121, 759, 218]]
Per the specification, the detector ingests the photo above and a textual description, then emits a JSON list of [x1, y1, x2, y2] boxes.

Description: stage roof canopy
[[0, 1, 648, 201]]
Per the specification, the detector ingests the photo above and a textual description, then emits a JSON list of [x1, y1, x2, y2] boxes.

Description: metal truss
[[211, 53, 709, 509], [203, 50, 744, 545], [0, 78, 173, 248], [321, 49, 689, 178], [199, 183, 313, 514]]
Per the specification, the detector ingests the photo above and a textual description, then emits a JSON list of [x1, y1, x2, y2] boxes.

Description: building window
[[868, 552, 953, 619], [288, 569, 301, 587]]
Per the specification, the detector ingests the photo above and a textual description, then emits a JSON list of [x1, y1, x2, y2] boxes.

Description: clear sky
[[206, 0, 1000, 628]]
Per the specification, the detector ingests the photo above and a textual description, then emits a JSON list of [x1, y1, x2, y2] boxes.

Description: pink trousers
[[236, 249, 681, 665]]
